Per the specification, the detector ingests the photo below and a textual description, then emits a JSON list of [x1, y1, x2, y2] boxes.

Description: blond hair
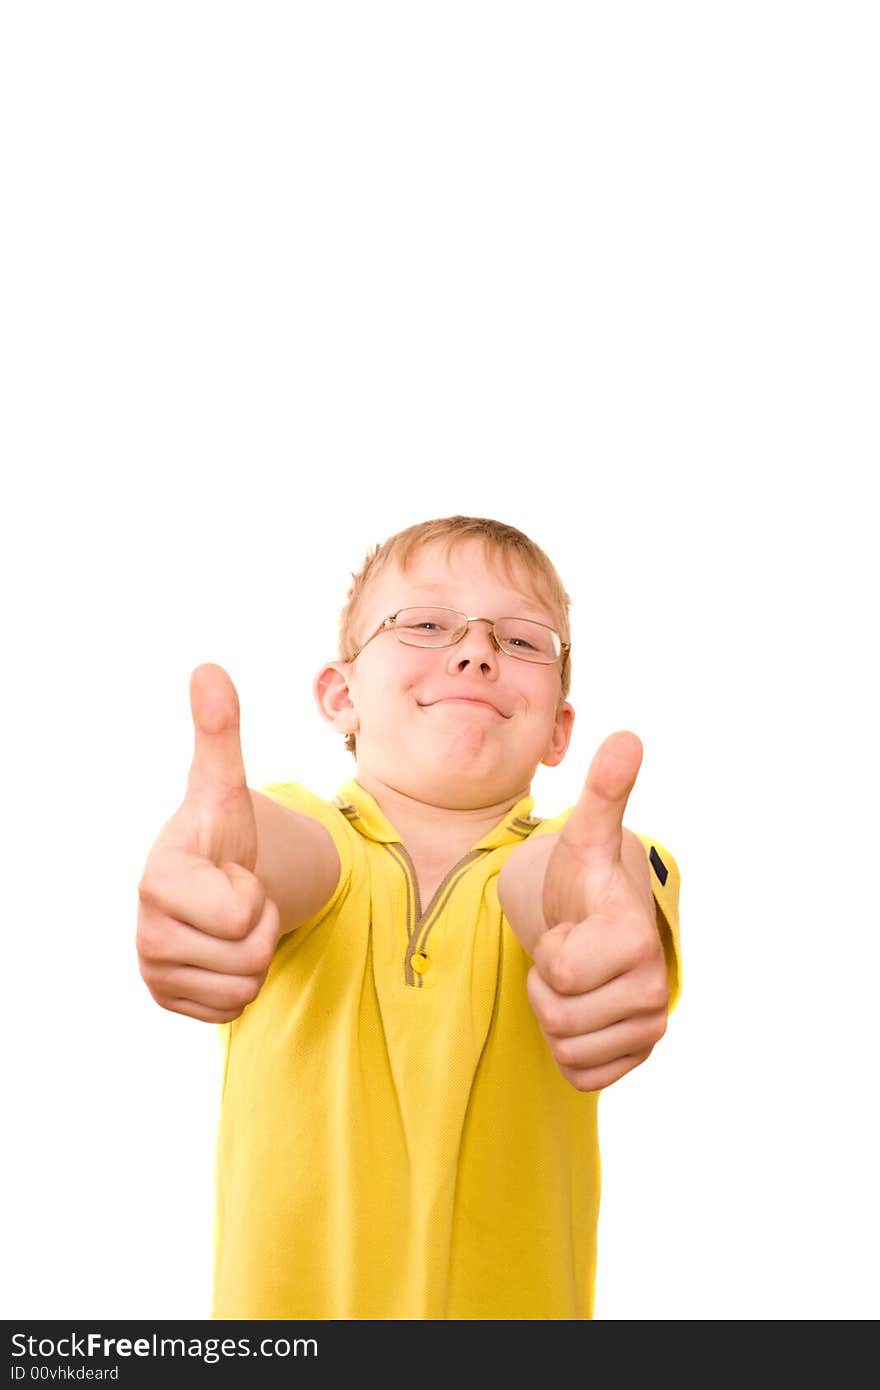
[[337, 515, 572, 755]]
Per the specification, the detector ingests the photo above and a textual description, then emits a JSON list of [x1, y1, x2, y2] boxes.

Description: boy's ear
[[313, 663, 359, 736], [540, 700, 575, 768]]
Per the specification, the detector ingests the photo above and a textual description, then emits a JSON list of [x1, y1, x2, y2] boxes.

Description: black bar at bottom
[[4, 1318, 587, 1384]]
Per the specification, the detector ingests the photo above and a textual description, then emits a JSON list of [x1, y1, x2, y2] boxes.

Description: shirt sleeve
[[528, 809, 683, 1012], [634, 833, 682, 1012]]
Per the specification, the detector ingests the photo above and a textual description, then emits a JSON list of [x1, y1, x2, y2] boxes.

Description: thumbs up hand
[[526, 732, 670, 1092], [136, 664, 281, 1023]]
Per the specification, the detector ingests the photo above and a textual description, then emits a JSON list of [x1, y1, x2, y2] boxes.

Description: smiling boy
[[136, 515, 680, 1320]]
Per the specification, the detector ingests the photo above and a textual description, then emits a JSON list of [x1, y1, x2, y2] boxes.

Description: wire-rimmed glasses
[[345, 606, 569, 665]]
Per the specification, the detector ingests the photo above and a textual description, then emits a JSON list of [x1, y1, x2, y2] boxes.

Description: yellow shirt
[[211, 778, 681, 1321]]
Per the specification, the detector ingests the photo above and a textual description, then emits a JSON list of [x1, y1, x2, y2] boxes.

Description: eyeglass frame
[[344, 606, 571, 665]]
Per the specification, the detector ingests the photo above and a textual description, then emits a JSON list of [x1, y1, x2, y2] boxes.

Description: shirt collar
[[332, 778, 542, 851]]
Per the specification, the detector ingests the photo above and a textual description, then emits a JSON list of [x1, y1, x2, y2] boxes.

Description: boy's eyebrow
[[402, 582, 553, 619]]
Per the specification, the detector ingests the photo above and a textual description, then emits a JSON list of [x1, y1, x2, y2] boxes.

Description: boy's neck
[[353, 769, 531, 860]]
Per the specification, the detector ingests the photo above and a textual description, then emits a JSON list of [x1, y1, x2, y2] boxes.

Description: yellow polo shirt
[[211, 778, 681, 1321]]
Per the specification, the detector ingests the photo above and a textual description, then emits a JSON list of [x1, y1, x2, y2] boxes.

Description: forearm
[[250, 791, 341, 935], [497, 833, 559, 958]]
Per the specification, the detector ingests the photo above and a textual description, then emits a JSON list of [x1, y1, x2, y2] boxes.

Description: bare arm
[[497, 833, 558, 958], [251, 790, 341, 937]]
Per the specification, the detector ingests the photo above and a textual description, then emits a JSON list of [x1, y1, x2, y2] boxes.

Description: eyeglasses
[[345, 606, 570, 665]]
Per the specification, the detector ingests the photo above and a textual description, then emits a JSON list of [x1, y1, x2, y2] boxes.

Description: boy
[[136, 515, 680, 1320]]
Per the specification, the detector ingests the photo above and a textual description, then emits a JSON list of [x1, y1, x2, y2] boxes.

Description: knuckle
[[261, 897, 281, 941], [551, 1037, 575, 1067], [233, 974, 264, 1006], [244, 935, 276, 975], [547, 954, 576, 994], [135, 916, 166, 962], [138, 960, 159, 992], [136, 873, 160, 909], [225, 894, 257, 939], [143, 963, 174, 993], [627, 925, 658, 969], [645, 975, 670, 1013], [648, 1009, 668, 1044], [539, 1000, 568, 1037], [564, 1067, 594, 1093]]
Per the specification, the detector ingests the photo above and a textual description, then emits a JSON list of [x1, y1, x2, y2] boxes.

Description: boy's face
[[316, 539, 574, 809]]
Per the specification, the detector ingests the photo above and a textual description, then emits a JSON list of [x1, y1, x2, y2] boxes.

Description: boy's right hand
[[136, 663, 282, 1023]]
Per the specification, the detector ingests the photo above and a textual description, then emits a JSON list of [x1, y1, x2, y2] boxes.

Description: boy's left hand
[[527, 731, 669, 1092]]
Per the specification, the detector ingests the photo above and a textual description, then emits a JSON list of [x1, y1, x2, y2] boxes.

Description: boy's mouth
[[419, 695, 508, 718]]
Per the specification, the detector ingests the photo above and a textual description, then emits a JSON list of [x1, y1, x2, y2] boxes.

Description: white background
[[2, 2, 878, 1322]]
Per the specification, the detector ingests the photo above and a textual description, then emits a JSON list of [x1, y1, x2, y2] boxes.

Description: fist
[[527, 732, 669, 1091], [136, 664, 281, 1023]]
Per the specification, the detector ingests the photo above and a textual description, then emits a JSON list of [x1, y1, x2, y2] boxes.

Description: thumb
[[560, 730, 643, 873], [186, 663, 248, 804]]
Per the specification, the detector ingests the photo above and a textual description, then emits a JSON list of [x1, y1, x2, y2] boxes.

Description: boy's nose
[[448, 620, 499, 671]]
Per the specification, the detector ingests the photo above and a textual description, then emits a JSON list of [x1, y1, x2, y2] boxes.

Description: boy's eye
[[495, 620, 558, 658], [395, 608, 460, 638], [398, 620, 444, 634]]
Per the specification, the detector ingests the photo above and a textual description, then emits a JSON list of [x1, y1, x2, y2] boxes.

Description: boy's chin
[[370, 753, 536, 809]]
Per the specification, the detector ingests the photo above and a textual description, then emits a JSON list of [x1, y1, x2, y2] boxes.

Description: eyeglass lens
[[392, 607, 560, 662]]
